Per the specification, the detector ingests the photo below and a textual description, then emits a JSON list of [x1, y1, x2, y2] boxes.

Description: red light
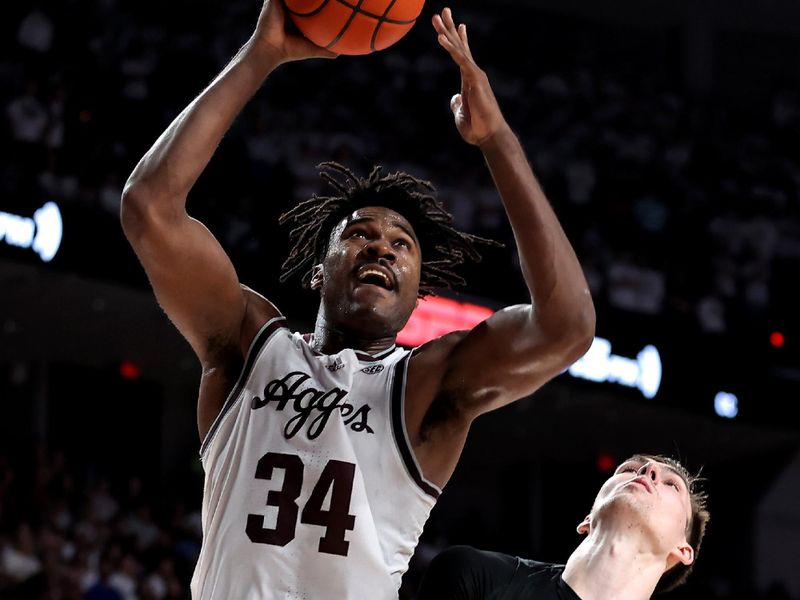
[[119, 360, 141, 380], [770, 332, 785, 348], [397, 297, 494, 347], [597, 453, 616, 473]]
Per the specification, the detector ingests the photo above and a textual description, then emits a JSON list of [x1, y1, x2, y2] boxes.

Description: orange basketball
[[284, 0, 425, 55]]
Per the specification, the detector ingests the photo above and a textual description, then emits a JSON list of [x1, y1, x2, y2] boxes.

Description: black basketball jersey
[[418, 546, 582, 600]]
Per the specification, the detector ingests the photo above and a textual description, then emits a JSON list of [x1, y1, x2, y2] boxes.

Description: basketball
[[284, 0, 426, 55]]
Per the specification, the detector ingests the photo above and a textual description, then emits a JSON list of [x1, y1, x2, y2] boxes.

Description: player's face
[[314, 207, 422, 337], [582, 457, 694, 565]]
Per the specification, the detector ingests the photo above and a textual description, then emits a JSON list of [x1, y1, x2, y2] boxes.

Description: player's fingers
[[434, 11, 461, 50], [431, 14, 445, 33], [313, 47, 339, 59], [437, 11, 478, 70], [458, 23, 475, 60], [436, 33, 456, 53], [437, 34, 470, 68], [433, 12, 454, 36], [442, 7, 457, 33], [458, 23, 468, 44]]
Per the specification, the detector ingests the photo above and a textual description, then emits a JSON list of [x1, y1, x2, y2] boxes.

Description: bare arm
[[120, 0, 335, 437], [407, 8, 595, 485]]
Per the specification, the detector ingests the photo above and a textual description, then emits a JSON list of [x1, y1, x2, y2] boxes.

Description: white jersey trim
[[389, 352, 443, 499], [199, 316, 288, 458], [299, 334, 398, 363]]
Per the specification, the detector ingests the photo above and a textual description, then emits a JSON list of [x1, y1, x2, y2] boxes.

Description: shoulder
[[201, 284, 282, 368], [515, 558, 564, 575], [512, 559, 569, 590], [419, 546, 519, 599], [238, 284, 283, 357], [404, 330, 469, 418], [431, 546, 519, 572], [428, 547, 563, 581], [408, 329, 470, 373]]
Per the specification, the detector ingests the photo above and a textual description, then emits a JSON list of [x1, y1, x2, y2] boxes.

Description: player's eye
[[393, 238, 410, 248], [349, 229, 368, 239]]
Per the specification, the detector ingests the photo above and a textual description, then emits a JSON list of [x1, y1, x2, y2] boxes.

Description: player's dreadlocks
[[279, 162, 500, 297]]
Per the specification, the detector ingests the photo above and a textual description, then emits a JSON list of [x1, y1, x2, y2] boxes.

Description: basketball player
[[120, 2, 595, 598], [417, 455, 710, 599]]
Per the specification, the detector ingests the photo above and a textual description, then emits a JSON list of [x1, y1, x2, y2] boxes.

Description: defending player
[[120, 2, 595, 598], [417, 455, 710, 599]]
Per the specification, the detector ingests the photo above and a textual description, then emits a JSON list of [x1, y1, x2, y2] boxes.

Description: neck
[[563, 525, 667, 600], [311, 312, 397, 355]]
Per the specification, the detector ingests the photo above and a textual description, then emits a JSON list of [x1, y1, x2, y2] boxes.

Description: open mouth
[[356, 266, 394, 291]]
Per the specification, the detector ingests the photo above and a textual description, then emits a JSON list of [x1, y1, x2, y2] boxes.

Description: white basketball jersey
[[191, 317, 441, 599]]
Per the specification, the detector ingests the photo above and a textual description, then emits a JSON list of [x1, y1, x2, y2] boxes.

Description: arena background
[[2, 0, 800, 597]]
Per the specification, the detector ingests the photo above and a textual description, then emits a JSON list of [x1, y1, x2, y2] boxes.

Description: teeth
[[359, 269, 391, 287]]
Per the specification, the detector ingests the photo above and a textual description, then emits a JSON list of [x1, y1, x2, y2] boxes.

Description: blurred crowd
[[1, 448, 797, 600], [3, 0, 800, 341], [3, 1, 800, 597], [0, 449, 200, 600]]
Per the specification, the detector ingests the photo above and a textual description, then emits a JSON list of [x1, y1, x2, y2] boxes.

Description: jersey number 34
[[246, 452, 357, 556]]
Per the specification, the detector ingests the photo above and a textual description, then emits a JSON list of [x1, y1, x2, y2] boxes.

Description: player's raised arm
[[121, 0, 336, 438], [121, 0, 335, 360], [424, 9, 595, 418]]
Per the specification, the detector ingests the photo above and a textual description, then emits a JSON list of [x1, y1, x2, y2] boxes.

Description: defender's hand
[[251, 0, 338, 64], [432, 8, 509, 146]]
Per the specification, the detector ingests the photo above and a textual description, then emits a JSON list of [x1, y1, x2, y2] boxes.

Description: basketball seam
[[285, 0, 331, 18], [324, 0, 368, 49], [285, 0, 417, 25], [370, 0, 401, 52]]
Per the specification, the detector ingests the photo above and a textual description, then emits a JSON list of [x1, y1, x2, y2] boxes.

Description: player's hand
[[251, 0, 338, 64], [432, 8, 509, 146]]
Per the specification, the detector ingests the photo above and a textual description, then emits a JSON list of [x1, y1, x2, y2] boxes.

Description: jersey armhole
[[389, 352, 442, 499], [199, 316, 289, 458]]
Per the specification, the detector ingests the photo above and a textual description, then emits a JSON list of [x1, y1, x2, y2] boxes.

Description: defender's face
[[584, 457, 694, 561], [313, 207, 422, 337]]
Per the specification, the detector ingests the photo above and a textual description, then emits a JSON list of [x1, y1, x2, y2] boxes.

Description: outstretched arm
[[120, 0, 335, 438], [407, 8, 595, 485]]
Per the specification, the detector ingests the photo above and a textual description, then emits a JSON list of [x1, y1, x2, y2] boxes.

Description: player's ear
[[671, 541, 694, 567], [310, 264, 324, 290], [576, 514, 591, 535]]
